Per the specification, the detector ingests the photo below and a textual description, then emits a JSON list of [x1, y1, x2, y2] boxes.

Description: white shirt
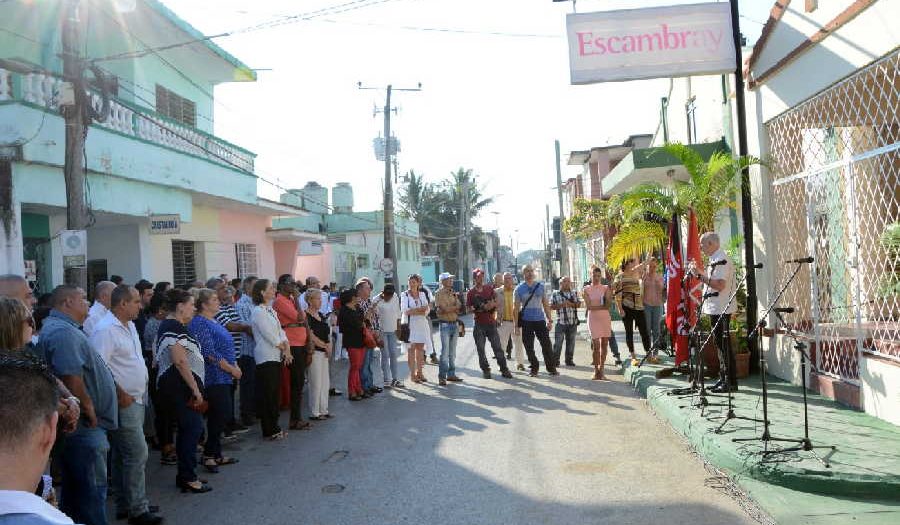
[[250, 304, 288, 364], [373, 294, 401, 333], [0, 490, 75, 524], [82, 302, 109, 337], [90, 311, 148, 403], [702, 249, 736, 315]]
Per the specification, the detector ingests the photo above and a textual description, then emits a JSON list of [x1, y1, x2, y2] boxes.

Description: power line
[[317, 18, 561, 39]]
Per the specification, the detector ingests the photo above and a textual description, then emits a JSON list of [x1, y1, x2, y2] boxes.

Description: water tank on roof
[[332, 182, 353, 214], [280, 190, 303, 208], [300, 182, 328, 214]]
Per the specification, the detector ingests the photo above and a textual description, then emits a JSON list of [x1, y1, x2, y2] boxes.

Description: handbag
[[363, 326, 378, 349], [399, 323, 410, 343], [517, 283, 541, 326]]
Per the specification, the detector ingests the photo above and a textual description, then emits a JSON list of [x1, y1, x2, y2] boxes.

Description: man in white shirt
[[0, 356, 77, 525], [90, 286, 161, 525], [83, 281, 115, 337], [698, 232, 737, 393]]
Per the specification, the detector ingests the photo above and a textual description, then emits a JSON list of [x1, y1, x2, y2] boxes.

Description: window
[[172, 241, 197, 287], [155, 85, 197, 127], [685, 97, 698, 144], [235, 243, 258, 279], [357, 254, 369, 269]]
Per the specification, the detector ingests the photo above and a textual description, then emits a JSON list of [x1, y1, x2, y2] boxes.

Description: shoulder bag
[[517, 283, 541, 326], [399, 292, 411, 343]]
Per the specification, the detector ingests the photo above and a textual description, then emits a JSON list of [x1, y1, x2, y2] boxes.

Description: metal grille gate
[[767, 50, 900, 384]]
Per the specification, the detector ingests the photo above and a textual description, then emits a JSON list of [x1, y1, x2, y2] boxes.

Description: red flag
[[665, 214, 688, 364], [684, 209, 704, 329]]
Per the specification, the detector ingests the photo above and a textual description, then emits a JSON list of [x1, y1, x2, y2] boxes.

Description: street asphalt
[[141, 317, 759, 525]]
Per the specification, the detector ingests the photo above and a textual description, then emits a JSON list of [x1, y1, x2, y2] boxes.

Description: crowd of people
[[0, 232, 735, 525]]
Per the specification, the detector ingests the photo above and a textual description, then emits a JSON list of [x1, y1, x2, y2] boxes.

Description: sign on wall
[[149, 214, 181, 235], [567, 3, 736, 84], [60, 230, 87, 269]]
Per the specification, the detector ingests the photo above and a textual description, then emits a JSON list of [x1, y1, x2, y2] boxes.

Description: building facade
[[746, 0, 900, 424]]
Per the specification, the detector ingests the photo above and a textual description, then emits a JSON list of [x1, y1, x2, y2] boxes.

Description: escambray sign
[[567, 2, 735, 84]]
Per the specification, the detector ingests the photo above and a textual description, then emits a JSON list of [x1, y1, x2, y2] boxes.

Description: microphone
[[703, 292, 719, 299], [710, 260, 728, 267], [785, 256, 814, 264], [774, 307, 795, 313]]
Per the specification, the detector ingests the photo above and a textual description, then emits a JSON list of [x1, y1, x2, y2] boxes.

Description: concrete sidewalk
[[599, 326, 900, 525]]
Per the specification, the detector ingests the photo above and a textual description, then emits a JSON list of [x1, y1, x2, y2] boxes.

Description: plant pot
[[701, 333, 720, 377], [734, 352, 750, 379]]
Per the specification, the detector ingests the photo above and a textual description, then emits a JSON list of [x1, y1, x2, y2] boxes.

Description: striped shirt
[[155, 319, 205, 387], [215, 304, 243, 357]]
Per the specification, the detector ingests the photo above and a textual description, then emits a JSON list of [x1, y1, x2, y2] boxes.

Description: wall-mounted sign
[[60, 230, 87, 269], [149, 214, 180, 235], [567, 3, 736, 84]]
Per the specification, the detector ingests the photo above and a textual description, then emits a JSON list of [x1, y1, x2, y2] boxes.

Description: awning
[[602, 139, 730, 195]]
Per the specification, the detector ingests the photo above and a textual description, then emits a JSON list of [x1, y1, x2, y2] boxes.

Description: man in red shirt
[[466, 269, 512, 379]]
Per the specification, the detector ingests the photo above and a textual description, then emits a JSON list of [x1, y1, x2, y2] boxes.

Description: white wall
[[860, 356, 900, 426], [86, 224, 145, 284]]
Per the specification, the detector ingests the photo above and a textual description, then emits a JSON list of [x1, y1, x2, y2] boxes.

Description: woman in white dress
[[402, 274, 431, 383]]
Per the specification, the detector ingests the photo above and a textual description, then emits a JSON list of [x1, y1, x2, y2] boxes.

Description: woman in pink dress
[[583, 266, 614, 380]]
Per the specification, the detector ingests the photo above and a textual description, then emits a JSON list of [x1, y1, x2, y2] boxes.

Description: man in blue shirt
[[234, 276, 258, 426], [514, 265, 558, 377], [36, 285, 117, 525]]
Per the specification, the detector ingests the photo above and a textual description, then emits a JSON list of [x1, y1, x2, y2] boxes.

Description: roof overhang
[[602, 139, 731, 195], [266, 228, 326, 242]]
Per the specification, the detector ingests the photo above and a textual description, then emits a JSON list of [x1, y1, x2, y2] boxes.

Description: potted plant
[[872, 222, 900, 320], [730, 314, 751, 379]]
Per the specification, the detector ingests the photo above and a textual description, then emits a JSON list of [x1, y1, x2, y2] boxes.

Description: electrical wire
[[316, 18, 561, 39]]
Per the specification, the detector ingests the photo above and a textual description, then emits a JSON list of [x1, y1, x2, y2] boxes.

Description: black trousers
[[473, 323, 509, 373], [709, 314, 736, 387], [521, 320, 556, 372], [255, 361, 282, 437], [622, 306, 651, 355], [204, 384, 231, 459], [288, 346, 307, 422]]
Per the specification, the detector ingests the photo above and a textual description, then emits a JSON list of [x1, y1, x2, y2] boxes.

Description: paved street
[[144, 320, 758, 525]]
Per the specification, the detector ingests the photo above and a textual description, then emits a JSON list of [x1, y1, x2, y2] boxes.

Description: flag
[[664, 213, 688, 364], [684, 209, 704, 329]]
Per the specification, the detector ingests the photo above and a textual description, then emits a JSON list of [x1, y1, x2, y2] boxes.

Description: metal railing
[[767, 50, 900, 384]]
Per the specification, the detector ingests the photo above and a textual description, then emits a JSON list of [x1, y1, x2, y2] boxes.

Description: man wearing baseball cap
[[466, 269, 512, 379], [434, 273, 463, 386]]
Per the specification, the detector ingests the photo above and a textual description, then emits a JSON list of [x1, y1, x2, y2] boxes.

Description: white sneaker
[[383, 380, 392, 388]]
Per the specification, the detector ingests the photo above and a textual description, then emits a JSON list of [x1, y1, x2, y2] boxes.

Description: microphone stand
[[666, 272, 710, 398], [704, 265, 765, 433], [732, 260, 834, 467]]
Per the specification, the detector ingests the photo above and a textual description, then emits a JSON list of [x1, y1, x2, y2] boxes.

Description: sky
[[160, 0, 774, 252]]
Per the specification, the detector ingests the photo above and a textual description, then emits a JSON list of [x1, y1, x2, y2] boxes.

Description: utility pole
[[545, 203, 552, 283], [555, 140, 568, 280], [463, 179, 471, 285], [62, 0, 88, 289], [359, 82, 421, 286]]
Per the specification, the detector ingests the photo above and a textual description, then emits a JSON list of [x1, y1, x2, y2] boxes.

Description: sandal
[[202, 457, 220, 473], [289, 420, 311, 430], [264, 430, 288, 441]]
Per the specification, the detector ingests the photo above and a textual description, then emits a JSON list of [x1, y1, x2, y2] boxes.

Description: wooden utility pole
[[62, 0, 88, 289]]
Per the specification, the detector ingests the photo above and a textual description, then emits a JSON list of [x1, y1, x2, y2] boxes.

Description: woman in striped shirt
[[613, 258, 652, 366]]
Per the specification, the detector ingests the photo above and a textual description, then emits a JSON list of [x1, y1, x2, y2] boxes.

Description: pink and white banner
[[567, 2, 736, 84]]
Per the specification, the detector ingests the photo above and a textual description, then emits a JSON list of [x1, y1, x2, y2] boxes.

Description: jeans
[[710, 314, 736, 387], [255, 361, 282, 438], [238, 355, 256, 423], [158, 368, 204, 483], [553, 322, 578, 365], [109, 402, 149, 517], [204, 384, 231, 459], [622, 306, 651, 355], [645, 304, 664, 352], [438, 321, 458, 380], [361, 348, 374, 390], [608, 331, 621, 359], [61, 425, 110, 525], [521, 320, 555, 372], [289, 346, 307, 422], [473, 322, 509, 373], [379, 331, 400, 382]]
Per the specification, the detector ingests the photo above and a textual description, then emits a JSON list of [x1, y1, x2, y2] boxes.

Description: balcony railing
[[0, 67, 255, 173]]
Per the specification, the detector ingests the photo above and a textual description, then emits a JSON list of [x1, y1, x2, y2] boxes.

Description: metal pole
[[555, 140, 568, 278], [62, 0, 88, 289], [457, 180, 465, 280], [383, 85, 395, 286], [728, 0, 760, 367]]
